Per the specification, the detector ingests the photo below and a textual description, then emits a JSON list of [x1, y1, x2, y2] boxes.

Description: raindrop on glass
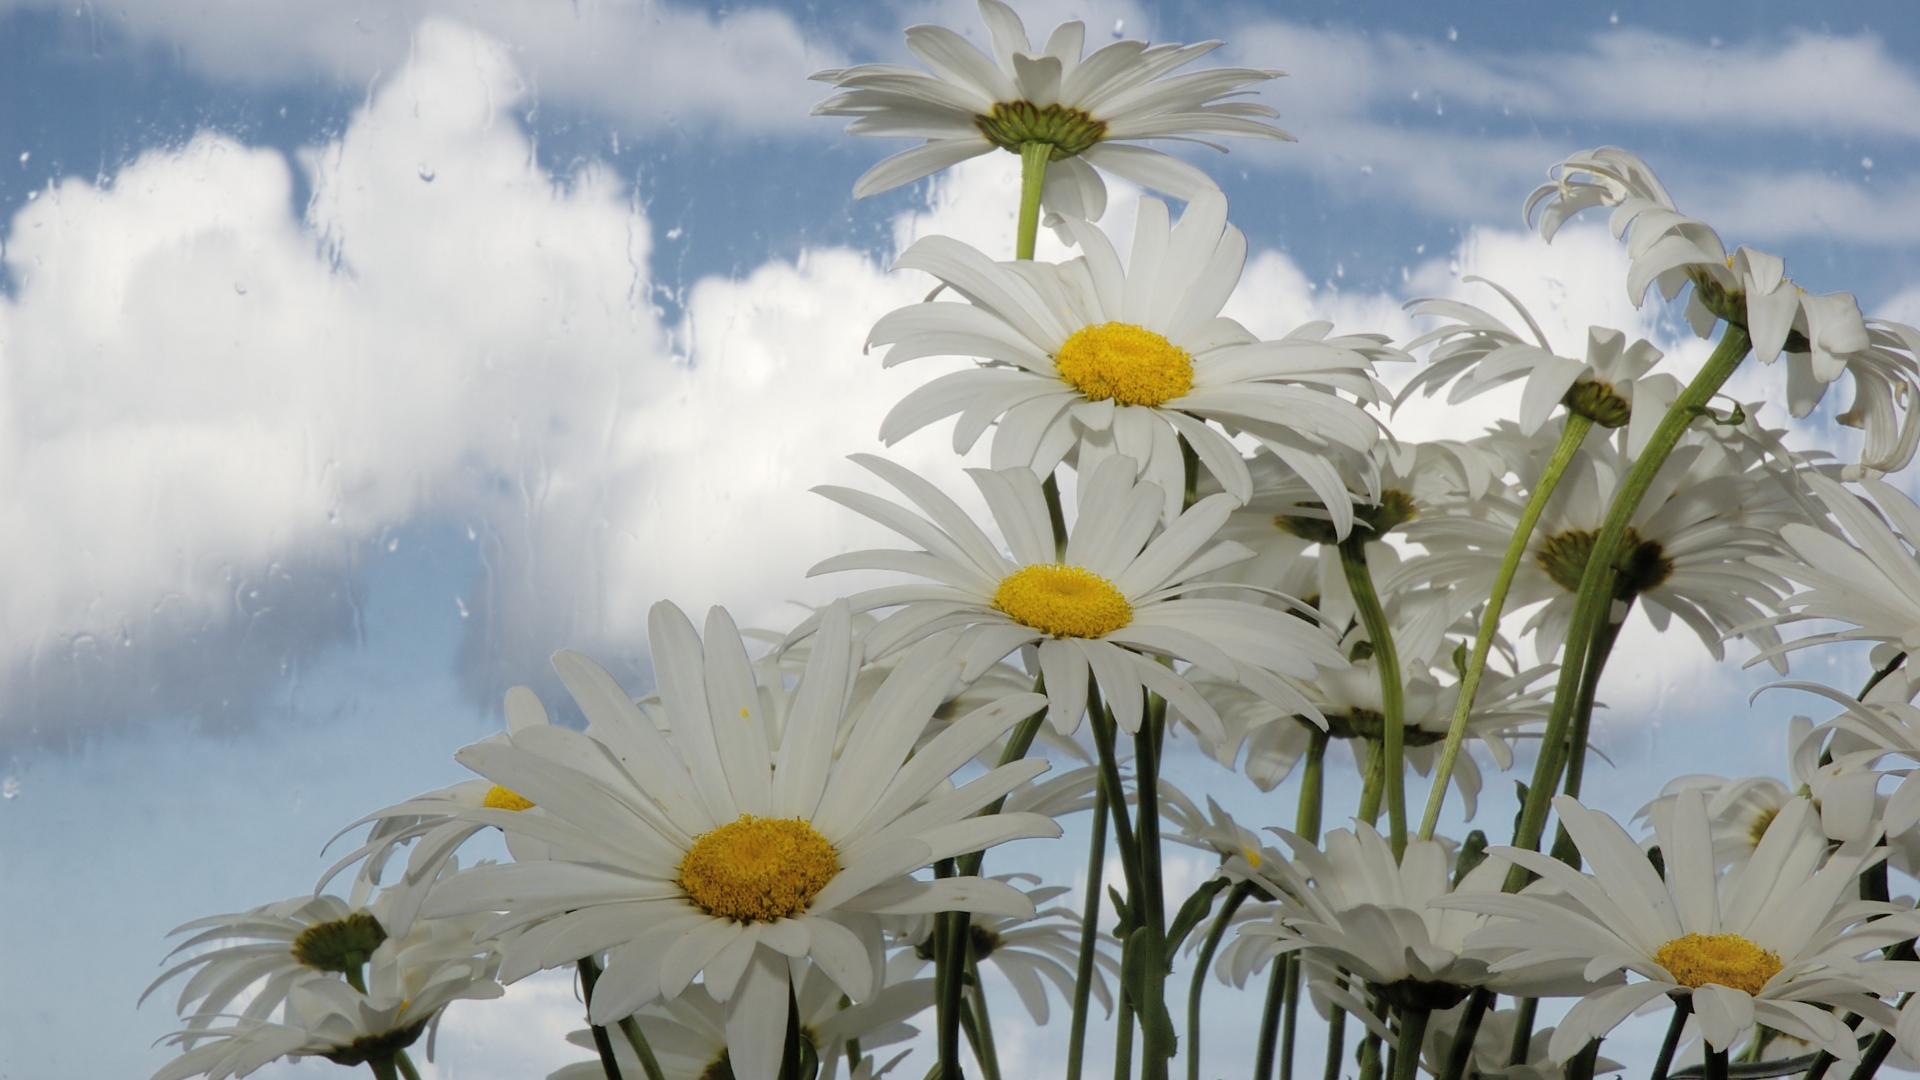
[[418, 164, 436, 183], [3, 776, 19, 799], [1111, 19, 1124, 38]]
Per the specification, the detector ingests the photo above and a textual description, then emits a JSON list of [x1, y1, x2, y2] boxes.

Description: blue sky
[[1, 1, 1918, 1077]]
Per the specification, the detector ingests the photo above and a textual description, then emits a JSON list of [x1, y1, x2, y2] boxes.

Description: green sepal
[[1165, 877, 1230, 959]]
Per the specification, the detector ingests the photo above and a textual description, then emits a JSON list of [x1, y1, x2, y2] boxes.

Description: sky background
[[1, 1, 1918, 1077]]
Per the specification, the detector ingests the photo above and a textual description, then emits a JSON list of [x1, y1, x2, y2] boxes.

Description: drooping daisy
[[1447, 792, 1920, 1063], [423, 601, 1057, 1080], [551, 964, 934, 1080], [316, 685, 553, 937], [1526, 146, 1920, 478], [871, 192, 1390, 527], [885, 873, 1120, 1025], [148, 908, 505, 1080], [1401, 282, 1669, 453], [811, 0, 1291, 210], [799, 453, 1346, 738], [1420, 1003, 1621, 1080]]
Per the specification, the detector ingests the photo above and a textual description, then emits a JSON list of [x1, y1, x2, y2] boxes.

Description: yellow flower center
[[483, 785, 535, 811], [1652, 933, 1783, 995], [678, 815, 839, 923], [992, 564, 1134, 638], [1054, 322, 1194, 407], [1747, 806, 1780, 850]]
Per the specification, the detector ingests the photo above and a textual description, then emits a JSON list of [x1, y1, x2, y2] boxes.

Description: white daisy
[[1448, 792, 1920, 1063], [800, 453, 1346, 739], [1421, 1004, 1620, 1080], [1397, 420, 1801, 664], [1526, 146, 1920, 478], [811, 0, 1291, 208], [149, 909, 505, 1080], [143, 893, 379, 1034], [871, 192, 1390, 527], [551, 964, 934, 1080], [423, 601, 1057, 1080], [885, 873, 1120, 1025], [316, 685, 553, 936], [1753, 470, 1920, 666], [1401, 281, 1670, 453]]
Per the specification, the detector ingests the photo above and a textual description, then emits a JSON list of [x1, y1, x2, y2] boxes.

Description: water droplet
[[16, 151, 26, 164], [1863, 157, 1875, 170], [456, 596, 470, 618], [1112, 19, 1124, 38], [1447, 26, 1457, 42], [233, 282, 248, 296], [1360, 164, 1373, 176], [418, 164, 435, 182], [387, 537, 400, 552], [1609, 11, 1619, 24], [4, 777, 20, 799]]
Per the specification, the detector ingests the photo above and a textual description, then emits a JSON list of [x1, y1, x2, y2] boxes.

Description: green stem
[[1393, 1008, 1432, 1080], [1279, 956, 1302, 1080], [395, 1051, 424, 1080], [1043, 472, 1069, 561], [1419, 414, 1593, 839], [1438, 988, 1493, 1080], [1134, 704, 1172, 1080], [780, 982, 803, 1080], [577, 959, 628, 1080], [1016, 142, 1051, 261], [1550, 611, 1625, 867], [1506, 997, 1538, 1068], [1113, 996, 1136, 1080], [1340, 536, 1407, 857], [1568, 1038, 1602, 1080], [1705, 1047, 1730, 1080], [1358, 1005, 1384, 1080], [367, 1057, 401, 1080], [1065, 784, 1110, 1080], [1187, 883, 1253, 1080], [1650, 996, 1692, 1080], [1511, 324, 1751, 871], [1089, 691, 1143, 897], [967, 952, 1003, 1080], [344, 956, 370, 996], [1252, 953, 1291, 1080], [1297, 730, 1330, 844], [934, 858, 968, 1080], [1848, 1031, 1896, 1080], [615, 1016, 667, 1080], [1356, 740, 1387, 827], [1323, 1006, 1348, 1080]]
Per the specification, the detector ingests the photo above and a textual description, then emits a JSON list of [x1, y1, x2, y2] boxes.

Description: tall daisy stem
[[1550, 612, 1625, 867], [1188, 882, 1254, 1080], [1704, 1047, 1730, 1080], [1418, 413, 1593, 840], [395, 1052, 424, 1080], [577, 958, 628, 1080], [1340, 535, 1408, 858], [1510, 324, 1751, 878], [1438, 988, 1493, 1080], [1323, 1003, 1348, 1080], [615, 1017, 666, 1080], [966, 952, 1004, 1080], [1649, 995, 1692, 1080], [1134, 700, 1173, 1080], [1393, 1008, 1432, 1080], [1016, 142, 1052, 261], [1252, 953, 1292, 1080], [933, 859, 967, 1080], [367, 1057, 401, 1080], [1065, 783, 1111, 1080]]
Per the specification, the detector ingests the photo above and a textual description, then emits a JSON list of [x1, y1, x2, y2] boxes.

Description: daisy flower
[[423, 601, 1057, 1080], [149, 909, 505, 1080], [1401, 281, 1670, 453], [143, 893, 380, 1034], [811, 0, 1291, 210], [1420, 1003, 1621, 1080], [315, 685, 553, 936], [1448, 792, 1920, 1063], [1397, 419, 1801, 663], [551, 964, 934, 1080], [1526, 146, 1920, 478], [871, 192, 1390, 528], [885, 873, 1121, 1024], [800, 453, 1346, 739], [1753, 470, 1920, 666]]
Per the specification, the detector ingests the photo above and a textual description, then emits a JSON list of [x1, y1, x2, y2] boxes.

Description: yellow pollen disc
[[483, 785, 535, 811], [678, 815, 839, 923], [992, 564, 1133, 638], [1652, 933, 1783, 995], [1747, 806, 1780, 849], [1240, 845, 1262, 867], [1054, 322, 1194, 407]]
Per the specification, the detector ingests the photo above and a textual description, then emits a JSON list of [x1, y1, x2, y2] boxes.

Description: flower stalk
[[1016, 142, 1051, 261], [1510, 323, 1752, 875], [1340, 534, 1408, 857], [1419, 412, 1594, 840]]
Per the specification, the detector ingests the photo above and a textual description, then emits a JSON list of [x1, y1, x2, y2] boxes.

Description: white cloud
[[0, 0, 835, 137]]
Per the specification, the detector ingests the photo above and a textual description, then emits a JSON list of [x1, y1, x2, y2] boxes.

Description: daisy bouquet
[[144, 5, 1920, 1080]]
